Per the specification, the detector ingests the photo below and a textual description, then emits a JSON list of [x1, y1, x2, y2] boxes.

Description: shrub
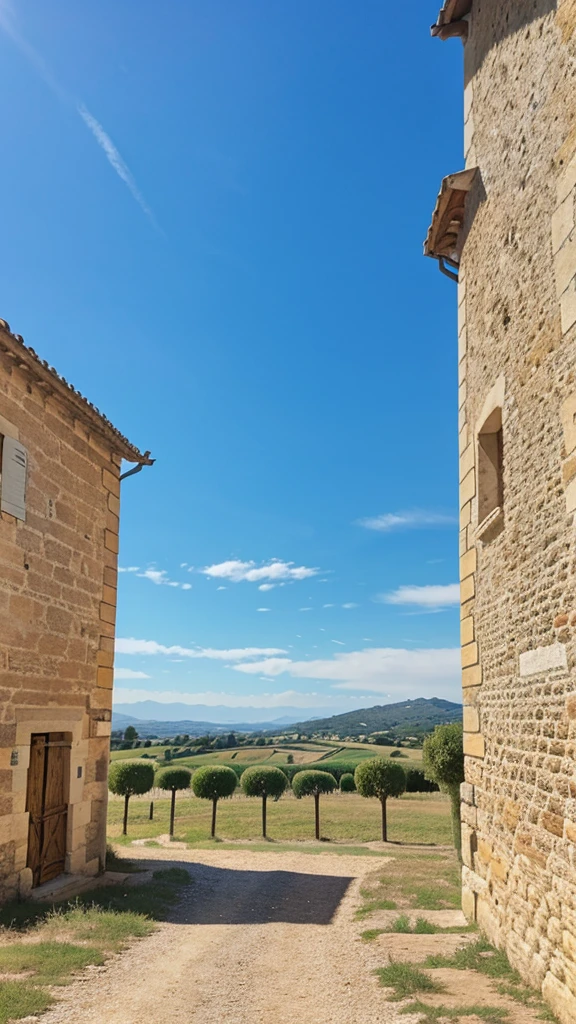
[[108, 762, 155, 835], [240, 766, 288, 838], [156, 767, 192, 836], [286, 754, 294, 764], [292, 770, 337, 840], [354, 758, 406, 842], [340, 773, 356, 792], [191, 765, 238, 837], [405, 767, 439, 794], [423, 723, 464, 858]]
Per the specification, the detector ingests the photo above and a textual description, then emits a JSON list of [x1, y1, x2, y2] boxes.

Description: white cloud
[[257, 608, 271, 613], [114, 668, 151, 680], [299, 607, 313, 612], [331, 640, 346, 645], [115, 638, 286, 660], [323, 604, 334, 609], [342, 602, 359, 609], [202, 558, 320, 584], [217, 586, 227, 591], [118, 566, 139, 573], [258, 583, 276, 592], [357, 511, 457, 532], [233, 646, 460, 697], [134, 568, 191, 591], [381, 584, 460, 608]]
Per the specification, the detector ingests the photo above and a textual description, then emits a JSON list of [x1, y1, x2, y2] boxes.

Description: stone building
[[0, 319, 151, 900], [425, 2, 576, 1020]]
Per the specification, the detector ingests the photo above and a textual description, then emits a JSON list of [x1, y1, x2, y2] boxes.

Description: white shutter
[[1, 437, 28, 520]]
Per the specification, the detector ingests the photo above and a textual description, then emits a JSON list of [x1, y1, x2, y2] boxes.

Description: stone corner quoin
[[435, 2, 576, 1023]]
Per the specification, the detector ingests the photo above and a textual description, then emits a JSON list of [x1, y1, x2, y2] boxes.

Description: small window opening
[[478, 408, 503, 525]]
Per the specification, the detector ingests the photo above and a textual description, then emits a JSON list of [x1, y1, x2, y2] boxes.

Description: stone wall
[[456, 2, 576, 1021], [0, 331, 121, 900]]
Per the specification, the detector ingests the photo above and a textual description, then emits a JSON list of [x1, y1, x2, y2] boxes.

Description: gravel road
[[40, 847, 414, 1024]]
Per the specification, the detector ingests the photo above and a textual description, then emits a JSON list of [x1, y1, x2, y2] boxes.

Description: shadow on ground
[[162, 858, 355, 926]]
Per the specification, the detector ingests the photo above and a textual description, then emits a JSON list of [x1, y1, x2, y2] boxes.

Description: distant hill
[[111, 703, 321, 737], [112, 701, 322, 726], [289, 698, 462, 739]]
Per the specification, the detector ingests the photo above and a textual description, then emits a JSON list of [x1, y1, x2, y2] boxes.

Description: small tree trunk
[[314, 793, 320, 840], [169, 789, 176, 837], [381, 796, 387, 842], [449, 785, 462, 862], [211, 797, 218, 838], [262, 794, 267, 838], [149, 801, 154, 820], [123, 793, 130, 835]]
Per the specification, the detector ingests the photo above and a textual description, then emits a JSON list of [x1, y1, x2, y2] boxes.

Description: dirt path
[[40, 847, 412, 1024]]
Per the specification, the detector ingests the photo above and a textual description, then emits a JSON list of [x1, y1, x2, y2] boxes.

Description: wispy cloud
[[257, 608, 271, 613], [233, 646, 461, 697], [380, 584, 460, 608], [113, 688, 352, 710], [0, 2, 156, 224], [342, 602, 359, 609], [131, 567, 191, 591], [116, 638, 286, 660], [118, 566, 139, 573], [202, 558, 320, 584], [114, 668, 150, 680], [357, 511, 457, 532], [77, 104, 157, 224]]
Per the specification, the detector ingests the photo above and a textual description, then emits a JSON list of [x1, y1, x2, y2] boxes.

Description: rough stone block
[[553, 195, 576, 254], [462, 642, 479, 668], [460, 575, 475, 604], [554, 232, 576, 297], [464, 732, 485, 758], [542, 971, 576, 1024], [561, 279, 576, 334], [519, 644, 568, 677], [463, 705, 480, 733], [460, 547, 477, 581], [462, 884, 476, 921], [541, 811, 565, 838], [460, 468, 476, 506]]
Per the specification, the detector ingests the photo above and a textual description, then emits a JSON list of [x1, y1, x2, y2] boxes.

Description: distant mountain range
[[111, 701, 324, 736], [111, 697, 462, 739], [289, 697, 462, 738]]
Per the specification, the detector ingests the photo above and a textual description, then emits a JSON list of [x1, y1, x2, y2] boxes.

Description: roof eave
[[0, 320, 152, 465], [424, 168, 478, 264]]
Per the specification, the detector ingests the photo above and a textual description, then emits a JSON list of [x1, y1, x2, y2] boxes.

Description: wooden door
[[26, 733, 70, 886]]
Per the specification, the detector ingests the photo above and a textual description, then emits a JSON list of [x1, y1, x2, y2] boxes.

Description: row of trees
[[109, 724, 464, 850]]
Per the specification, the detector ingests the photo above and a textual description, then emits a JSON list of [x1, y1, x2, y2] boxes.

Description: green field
[[110, 740, 422, 767], [108, 790, 451, 846]]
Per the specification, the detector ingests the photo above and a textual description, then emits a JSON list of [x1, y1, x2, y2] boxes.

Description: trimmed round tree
[[240, 765, 288, 838], [108, 761, 155, 835], [191, 765, 237, 837], [292, 770, 336, 840], [156, 767, 192, 837], [423, 723, 465, 859], [340, 772, 356, 793], [354, 758, 406, 842]]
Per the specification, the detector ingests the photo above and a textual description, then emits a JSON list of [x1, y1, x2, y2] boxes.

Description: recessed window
[[477, 408, 503, 526]]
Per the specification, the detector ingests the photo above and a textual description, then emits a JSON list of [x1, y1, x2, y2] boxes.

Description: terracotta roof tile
[[431, 0, 472, 38], [0, 319, 152, 464]]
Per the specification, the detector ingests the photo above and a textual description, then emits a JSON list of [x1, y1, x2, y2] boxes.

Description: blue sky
[[0, 1, 464, 719]]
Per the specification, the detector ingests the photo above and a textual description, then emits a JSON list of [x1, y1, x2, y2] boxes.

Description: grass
[[0, 942, 104, 984], [424, 938, 521, 981], [0, 982, 55, 1024], [399, 1002, 509, 1022], [0, 863, 192, 1022], [361, 915, 477, 940], [355, 847, 461, 919], [375, 962, 444, 1000], [108, 790, 451, 846]]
